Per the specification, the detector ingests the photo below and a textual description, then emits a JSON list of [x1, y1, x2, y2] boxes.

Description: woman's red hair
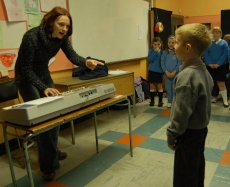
[[41, 6, 73, 37]]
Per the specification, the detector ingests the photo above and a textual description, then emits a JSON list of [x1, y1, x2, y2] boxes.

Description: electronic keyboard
[[0, 83, 116, 126]]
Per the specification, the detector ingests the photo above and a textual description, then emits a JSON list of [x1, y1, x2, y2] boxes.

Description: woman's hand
[[44, 88, 60, 97], [86, 60, 104, 70]]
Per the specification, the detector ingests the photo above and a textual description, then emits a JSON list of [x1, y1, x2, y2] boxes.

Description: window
[[202, 23, 212, 30]]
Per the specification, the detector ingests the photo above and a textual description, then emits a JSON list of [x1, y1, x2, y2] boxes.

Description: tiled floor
[[1, 97, 230, 187]]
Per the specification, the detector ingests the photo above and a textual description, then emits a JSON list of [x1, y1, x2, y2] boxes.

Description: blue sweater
[[228, 45, 230, 62], [161, 50, 182, 73], [203, 39, 228, 66], [147, 49, 162, 73]]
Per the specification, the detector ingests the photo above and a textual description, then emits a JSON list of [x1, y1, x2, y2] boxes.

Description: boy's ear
[[186, 44, 192, 51]]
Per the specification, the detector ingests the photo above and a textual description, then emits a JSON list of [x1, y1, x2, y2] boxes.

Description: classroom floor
[[1, 97, 230, 187]]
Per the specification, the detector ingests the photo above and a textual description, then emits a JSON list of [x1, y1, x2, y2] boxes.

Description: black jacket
[[72, 57, 108, 80]]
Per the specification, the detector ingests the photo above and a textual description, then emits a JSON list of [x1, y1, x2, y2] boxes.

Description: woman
[[14, 6, 103, 180]]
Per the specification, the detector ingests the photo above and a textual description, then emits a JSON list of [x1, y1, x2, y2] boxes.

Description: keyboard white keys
[[0, 83, 116, 126]]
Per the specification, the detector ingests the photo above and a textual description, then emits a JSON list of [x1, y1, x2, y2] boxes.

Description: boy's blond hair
[[212, 26, 222, 36], [175, 23, 212, 56], [223, 34, 230, 45]]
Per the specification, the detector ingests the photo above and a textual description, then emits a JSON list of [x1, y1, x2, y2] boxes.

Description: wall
[[179, 0, 230, 17], [154, 0, 181, 15], [155, 0, 229, 31], [153, 0, 230, 17], [180, 0, 230, 29], [184, 15, 220, 27]]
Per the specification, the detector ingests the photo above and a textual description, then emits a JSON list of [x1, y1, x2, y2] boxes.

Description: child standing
[[161, 35, 182, 108], [147, 37, 164, 107], [223, 34, 230, 104], [203, 27, 229, 107], [223, 34, 230, 70], [167, 23, 213, 187]]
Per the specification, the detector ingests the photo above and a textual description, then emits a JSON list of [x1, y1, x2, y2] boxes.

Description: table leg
[[70, 120, 75, 145], [93, 112, 99, 153], [23, 134, 35, 187], [127, 98, 133, 157], [132, 85, 136, 118], [3, 125, 18, 187]]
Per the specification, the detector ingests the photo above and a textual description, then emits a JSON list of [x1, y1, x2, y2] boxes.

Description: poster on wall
[[0, 50, 18, 70], [40, 0, 66, 12], [3, 0, 26, 21], [24, 0, 40, 14], [27, 13, 44, 29]]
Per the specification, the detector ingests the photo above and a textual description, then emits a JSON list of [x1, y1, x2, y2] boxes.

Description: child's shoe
[[158, 102, 163, 107], [149, 101, 154, 106], [167, 103, 171, 108], [228, 99, 230, 105], [42, 171, 55, 181], [211, 97, 217, 103]]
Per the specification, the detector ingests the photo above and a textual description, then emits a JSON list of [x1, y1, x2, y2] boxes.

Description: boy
[[166, 23, 214, 187]]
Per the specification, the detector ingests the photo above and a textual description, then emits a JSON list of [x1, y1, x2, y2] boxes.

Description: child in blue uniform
[[223, 34, 230, 104], [161, 35, 182, 108], [147, 37, 164, 107], [203, 27, 229, 107]]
